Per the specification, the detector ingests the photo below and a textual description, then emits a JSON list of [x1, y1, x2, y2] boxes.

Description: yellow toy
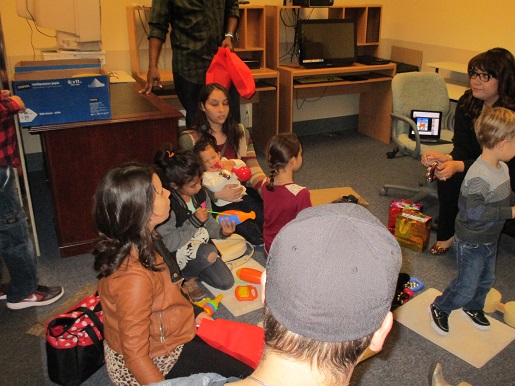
[[194, 294, 223, 316]]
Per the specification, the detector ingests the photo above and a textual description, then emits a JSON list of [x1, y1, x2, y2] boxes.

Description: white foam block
[[394, 288, 515, 368], [203, 258, 265, 317]]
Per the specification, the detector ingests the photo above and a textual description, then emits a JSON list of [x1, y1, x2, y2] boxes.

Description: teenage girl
[[261, 133, 312, 253], [155, 145, 236, 299]]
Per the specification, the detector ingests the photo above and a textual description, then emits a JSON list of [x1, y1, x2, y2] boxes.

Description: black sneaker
[[462, 309, 490, 331], [429, 303, 449, 335]]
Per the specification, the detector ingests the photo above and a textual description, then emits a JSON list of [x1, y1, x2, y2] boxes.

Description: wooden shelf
[[266, 5, 383, 69]]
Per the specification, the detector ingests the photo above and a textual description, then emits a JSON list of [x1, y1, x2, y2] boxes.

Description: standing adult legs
[[0, 166, 38, 302], [173, 72, 204, 129]]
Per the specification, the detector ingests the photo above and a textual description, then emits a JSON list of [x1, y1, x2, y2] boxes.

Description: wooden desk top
[[427, 61, 468, 74], [278, 62, 396, 77], [28, 82, 183, 133]]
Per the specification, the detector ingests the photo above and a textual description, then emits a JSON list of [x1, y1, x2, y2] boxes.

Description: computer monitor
[[16, 0, 102, 52], [297, 19, 357, 68]]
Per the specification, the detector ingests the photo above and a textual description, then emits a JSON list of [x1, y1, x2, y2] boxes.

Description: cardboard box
[[13, 59, 111, 127]]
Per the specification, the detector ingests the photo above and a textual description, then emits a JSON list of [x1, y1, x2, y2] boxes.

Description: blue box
[[13, 59, 111, 127]]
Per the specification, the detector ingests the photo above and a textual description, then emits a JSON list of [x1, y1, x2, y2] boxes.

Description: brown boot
[[182, 278, 207, 302]]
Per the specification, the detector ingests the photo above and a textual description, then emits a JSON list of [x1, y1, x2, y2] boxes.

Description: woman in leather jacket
[[93, 163, 252, 385]]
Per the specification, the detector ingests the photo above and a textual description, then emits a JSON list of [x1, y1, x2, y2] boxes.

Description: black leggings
[[436, 172, 464, 241], [166, 335, 253, 379]]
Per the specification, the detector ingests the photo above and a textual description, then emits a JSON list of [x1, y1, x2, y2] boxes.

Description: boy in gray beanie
[[154, 203, 402, 386]]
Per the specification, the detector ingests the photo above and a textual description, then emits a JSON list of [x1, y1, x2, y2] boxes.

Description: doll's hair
[[265, 133, 301, 192], [154, 143, 203, 189]]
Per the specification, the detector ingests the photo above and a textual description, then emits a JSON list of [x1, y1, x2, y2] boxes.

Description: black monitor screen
[[297, 19, 357, 68]]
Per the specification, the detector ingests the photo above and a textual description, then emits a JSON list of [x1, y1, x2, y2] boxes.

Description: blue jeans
[[181, 242, 234, 290], [434, 235, 497, 314], [0, 166, 38, 302]]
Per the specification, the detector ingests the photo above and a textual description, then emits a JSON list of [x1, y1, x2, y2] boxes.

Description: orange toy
[[235, 285, 258, 301], [237, 268, 263, 284], [215, 210, 256, 225]]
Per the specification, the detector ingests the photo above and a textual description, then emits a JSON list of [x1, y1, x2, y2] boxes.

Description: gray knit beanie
[[265, 203, 402, 342]]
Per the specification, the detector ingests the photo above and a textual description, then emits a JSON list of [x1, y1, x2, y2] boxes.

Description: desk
[[426, 61, 467, 74], [278, 63, 396, 144], [29, 83, 183, 257], [427, 61, 469, 101]]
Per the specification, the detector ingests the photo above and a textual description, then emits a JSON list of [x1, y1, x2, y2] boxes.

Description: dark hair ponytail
[[265, 134, 301, 192]]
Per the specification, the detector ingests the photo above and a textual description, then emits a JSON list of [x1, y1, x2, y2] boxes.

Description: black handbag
[[45, 292, 104, 386]]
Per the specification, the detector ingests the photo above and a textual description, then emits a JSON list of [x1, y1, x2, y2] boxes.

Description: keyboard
[[295, 76, 344, 84], [356, 55, 391, 65]]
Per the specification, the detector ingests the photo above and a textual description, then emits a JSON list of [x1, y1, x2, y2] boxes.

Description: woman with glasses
[[421, 47, 515, 255]]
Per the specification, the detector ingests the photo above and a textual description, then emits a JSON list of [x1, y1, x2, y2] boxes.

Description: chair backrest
[[392, 72, 450, 135], [390, 46, 423, 70]]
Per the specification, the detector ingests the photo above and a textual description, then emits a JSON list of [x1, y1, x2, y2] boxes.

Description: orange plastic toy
[[235, 285, 258, 301], [216, 210, 256, 225], [237, 268, 263, 284]]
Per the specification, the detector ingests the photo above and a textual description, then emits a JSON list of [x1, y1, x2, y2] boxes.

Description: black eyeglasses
[[468, 70, 494, 82]]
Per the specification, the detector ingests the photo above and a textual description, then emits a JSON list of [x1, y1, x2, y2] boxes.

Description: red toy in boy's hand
[[214, 162, 251, 181], [233, 166, 251, 181]]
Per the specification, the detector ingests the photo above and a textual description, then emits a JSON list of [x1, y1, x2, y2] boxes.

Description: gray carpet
[[1, 130, 513, 385]]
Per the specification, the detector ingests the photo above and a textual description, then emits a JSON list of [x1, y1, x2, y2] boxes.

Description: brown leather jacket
[[98, 248, 197, 384]]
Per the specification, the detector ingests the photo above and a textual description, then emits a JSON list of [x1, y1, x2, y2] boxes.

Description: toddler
[[194, 135, 264, 247], [430, 107, 515, 335], [194, 135, 247, 207]]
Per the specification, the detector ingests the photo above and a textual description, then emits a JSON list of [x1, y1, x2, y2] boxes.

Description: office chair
[[379, 72, 454, 201]]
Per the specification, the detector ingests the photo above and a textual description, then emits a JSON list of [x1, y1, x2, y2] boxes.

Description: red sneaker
[[0, 283, 8, 300], [7, 285, 64, 310]]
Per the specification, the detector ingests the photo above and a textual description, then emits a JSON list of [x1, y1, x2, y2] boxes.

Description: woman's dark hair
[[93, 162, 161, 278], [462, 47, 515, 118], [266, 133, 301, 192], [154, 143, 203, 188], [194, 83, 243, 154]]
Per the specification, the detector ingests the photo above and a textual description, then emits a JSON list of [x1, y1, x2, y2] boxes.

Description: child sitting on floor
[[261, 133, 312, 254], [155, 144, 236, 301]]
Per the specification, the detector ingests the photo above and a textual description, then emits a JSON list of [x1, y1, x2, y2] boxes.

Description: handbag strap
[[47, 302, 104, 339]]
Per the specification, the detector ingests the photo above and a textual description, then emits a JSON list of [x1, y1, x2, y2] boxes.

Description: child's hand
[[220, 160, 236, 171], [220, 217, 236, 236], [512, 206, 515, 219], [194, 207, 209, 223]]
